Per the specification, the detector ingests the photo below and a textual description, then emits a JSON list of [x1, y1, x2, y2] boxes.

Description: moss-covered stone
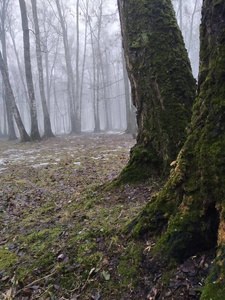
[[118, 0, 196, 182]]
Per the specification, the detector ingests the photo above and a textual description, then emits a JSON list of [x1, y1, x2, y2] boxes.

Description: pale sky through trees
[[0, 0, 201, 139]]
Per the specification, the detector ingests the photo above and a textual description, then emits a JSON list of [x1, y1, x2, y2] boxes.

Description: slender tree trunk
[[94, 2, 103, 132], [89, 23, 98, 132], [55, 0, 80, 134], [104, 50, 112, 130], [75, 0, 81, 133], [99, 58, 109, 131], [31, 0, 54, 138], [43, 29, 50, 109], [79, 0, 89, 125], [117, 0, 196, 182], [0, 0, 17, 140], [95, 62, 101, 132], [19, 0, 41, 141], [9, 27, 30, 110], [0, 51, 30, 142], [2, 92, 7, 136], [188, 0, 198, 54], [122, 52, 132, 133]]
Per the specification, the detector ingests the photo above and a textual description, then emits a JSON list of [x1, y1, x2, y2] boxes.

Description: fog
[[0, 0, 202, 139]]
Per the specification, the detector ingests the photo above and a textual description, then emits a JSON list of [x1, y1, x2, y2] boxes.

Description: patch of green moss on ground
[[118, 241, 143, 288], [0, 247, 18, 270]]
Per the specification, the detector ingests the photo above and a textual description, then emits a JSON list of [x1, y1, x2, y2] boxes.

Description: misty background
[[0, 0, 202, 138]]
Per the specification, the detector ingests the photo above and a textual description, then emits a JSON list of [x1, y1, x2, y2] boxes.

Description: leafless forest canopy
[[0, 0, 202, 138]]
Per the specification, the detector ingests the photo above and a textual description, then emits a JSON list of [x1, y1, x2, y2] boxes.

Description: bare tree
[[0, 0, 17, 140], [55, 0, 81, 134], [75, 0, 80, 131], [0, 50, 30, 141], [187, 0, 198, 53], [31, 0, 54, 138], [79, 0, 89, 124], [19, 0, 41, 140]]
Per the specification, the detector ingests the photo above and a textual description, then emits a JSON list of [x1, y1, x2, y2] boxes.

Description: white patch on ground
[[91, 156, 109, 160], [0, 167, 7, 173], [74, 162, 81, 165], [0, 159, 6, 165], [101, 131, 124, 135], [32, 162, 58, 168]]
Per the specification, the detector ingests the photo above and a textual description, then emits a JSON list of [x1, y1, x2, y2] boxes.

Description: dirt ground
[[0, 134, 214, 299]]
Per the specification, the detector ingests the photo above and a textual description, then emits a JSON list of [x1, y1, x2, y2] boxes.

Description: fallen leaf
[[102, 270, 110, 281], [102, 258, 109, 266]]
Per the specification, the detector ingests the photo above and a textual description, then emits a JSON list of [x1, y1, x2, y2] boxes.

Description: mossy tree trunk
[[118, 0, 196, 182], [128, 0, 225, 298]]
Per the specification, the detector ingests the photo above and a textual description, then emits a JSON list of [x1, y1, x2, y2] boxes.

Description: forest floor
[[0, 134, 214, 300]]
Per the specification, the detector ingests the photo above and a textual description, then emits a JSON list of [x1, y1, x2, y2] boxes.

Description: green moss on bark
[[118, 0, 196, 182], [200, 247, 225, 299], [123, 0, 225, 296]]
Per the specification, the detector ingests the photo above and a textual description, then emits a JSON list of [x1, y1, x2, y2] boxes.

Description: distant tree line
[[0, 0, 201, 141]]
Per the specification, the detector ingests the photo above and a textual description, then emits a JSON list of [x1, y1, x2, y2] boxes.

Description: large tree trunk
[[19, 0, 41, 141], [0, 51, 30, 142], [118, 0, 196, 182], [31, 0, 54, 138], [127, 0, 225, 297]]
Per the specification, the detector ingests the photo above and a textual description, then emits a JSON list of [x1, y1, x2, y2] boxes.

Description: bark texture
[[19, 0, 41, 141], [127, 0, 225, 298], [0, 0, 17, 140], [31, 0, 54, 138], [0, 51, 30, 142], [118, 0, 196, 182], [55, 0, 81, 134]]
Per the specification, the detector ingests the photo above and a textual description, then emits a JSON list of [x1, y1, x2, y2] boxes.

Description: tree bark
[[103, 49, 112, 131], [75, 0, 81, 133], [9, 26, 30, 112], [0, 51, 30, 142], [94, 1, 103, 133], [55, 0, 81, 134], [19, 0, 41, 141], [117, 0, 196, 182], [79, 0, 89, 127], [0, 0, 17, 140], [122, 52, 132, 134], [31, 0, 54, 138], [88, 21, 99, 132], [127, 0, 225, 297]]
